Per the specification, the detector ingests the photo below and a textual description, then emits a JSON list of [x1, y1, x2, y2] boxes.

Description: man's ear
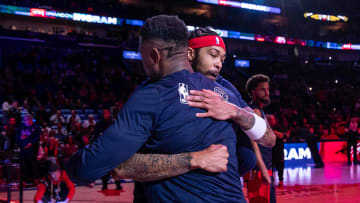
[[150, 48, 161, 65], [248, 90, 254, 99], [188, 47, 196, 62]]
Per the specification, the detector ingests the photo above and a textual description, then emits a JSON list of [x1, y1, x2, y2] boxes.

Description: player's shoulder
[[216, 76, 238, 91], [156, 70, 212, 90], [127, 82, 160, 103]]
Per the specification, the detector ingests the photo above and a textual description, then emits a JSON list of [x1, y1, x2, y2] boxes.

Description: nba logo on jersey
[[178, 83, 189, 104], [216, 37, 220, 45], [214, 86, 229, 101]]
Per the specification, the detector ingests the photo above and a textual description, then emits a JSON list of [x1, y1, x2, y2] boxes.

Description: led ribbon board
[[304, 12, 348, 22], [197, 0, 281, 14], [0, 4, 121, 25], [73, 13, 118, 25], [0, 4, 359, 51]]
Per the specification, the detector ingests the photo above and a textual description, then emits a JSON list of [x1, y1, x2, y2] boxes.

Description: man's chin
[[261, 98, 271, 105]]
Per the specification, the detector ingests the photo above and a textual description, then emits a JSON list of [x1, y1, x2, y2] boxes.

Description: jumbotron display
[[304, 12, 348, 22], [0, 4, 359, 51]]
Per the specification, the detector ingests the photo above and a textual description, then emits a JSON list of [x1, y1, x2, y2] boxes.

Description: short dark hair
[[140, 15, 188, 51], [47, 161, 61, 173], [189, 27, 220, 40], [246, 74, 270, 94]]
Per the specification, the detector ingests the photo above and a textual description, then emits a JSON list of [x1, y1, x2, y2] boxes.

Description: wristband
[[244, 113, 266, 140]]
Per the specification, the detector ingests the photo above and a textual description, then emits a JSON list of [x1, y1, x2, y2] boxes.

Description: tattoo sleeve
[[113, 153, 192, 182], [256, 121, 276, 148], [232, 107, 276, 147], [232, 107, 255, 130]]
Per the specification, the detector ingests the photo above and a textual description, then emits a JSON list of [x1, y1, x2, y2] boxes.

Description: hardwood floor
[[3, 162, 360, 203]]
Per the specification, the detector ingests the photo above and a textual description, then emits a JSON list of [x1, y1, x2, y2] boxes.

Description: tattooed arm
[[112, 144, 229, 182], [233, 107, 276, 147], [187, 89, 276, 147]]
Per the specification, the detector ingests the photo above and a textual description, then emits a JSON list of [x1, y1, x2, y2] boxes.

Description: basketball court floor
[[4, 162, 360, 203]]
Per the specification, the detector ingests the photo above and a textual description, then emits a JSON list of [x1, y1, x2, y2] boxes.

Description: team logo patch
[[216, 37, 220, 45], [178, 83, 189, 104], [214, 86, 229, 101]]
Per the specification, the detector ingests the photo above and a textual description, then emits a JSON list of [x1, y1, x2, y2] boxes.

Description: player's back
[[140, 70, 244, 202]]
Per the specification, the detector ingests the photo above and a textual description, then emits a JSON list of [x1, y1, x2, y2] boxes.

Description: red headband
[[188, 35, 226, 50]]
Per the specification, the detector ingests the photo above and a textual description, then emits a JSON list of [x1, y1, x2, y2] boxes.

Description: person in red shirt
[[34, 161, 75, 203]]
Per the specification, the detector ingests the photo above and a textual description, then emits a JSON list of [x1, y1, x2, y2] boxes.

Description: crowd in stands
[[0, 33, 146, 185], [222, 58, 360, 142]]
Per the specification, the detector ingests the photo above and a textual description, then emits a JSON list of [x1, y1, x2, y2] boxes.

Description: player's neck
[[254, 101, 265, 109], [162, 58, 193, 77]]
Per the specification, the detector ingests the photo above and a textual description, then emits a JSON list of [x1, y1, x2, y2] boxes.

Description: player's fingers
[[215, 145, 229, 158], [203, 89, 221, 97], [202, 89, 216, 95], [208, 144, 225, 152], [187, 95, 208, 103], [196, 112, 211, 118], [187, 101, 209, 109], [190, 90, 207, 97]]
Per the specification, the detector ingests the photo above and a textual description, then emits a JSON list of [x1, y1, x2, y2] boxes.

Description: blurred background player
[[245, 74, 276, 203]]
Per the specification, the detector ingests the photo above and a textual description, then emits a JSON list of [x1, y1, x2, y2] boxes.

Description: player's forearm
[[113, 153, 193, 182], [250, 140, 268, 174], [230, 105, 255, 130], [256, 125, 276, 147], [231, 107, 276, 147]]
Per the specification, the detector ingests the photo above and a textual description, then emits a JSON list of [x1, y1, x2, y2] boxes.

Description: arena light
[[239, 33, 255, 41], [286, 39, 296, 45], [123, 51, 142, 60], [255, 36, 265, 42], [351, 44, 360, 50], [14, 11, 30, 16], [210, 28, 229, 38], [235, 59, 250, 68], [304, 12, 348, 22], [342, 43, 352, 50], [275, 36, 286, 44], [30, 8, 46, 17], [197, 0, 281, 14], [325, 42, 342, 50], [125, 19, 143, 26]]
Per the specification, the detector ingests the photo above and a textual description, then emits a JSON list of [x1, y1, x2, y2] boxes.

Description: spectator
[[1, 99, 11, 125], [345, 117, 359, 165], [95, 109, 122, 190], [270, 114, 287, 187], [66, 110, 81, 131], [50, 110, 65, 126], [0, 117, 17, 162], [4, 117, 17, 151], [44, 132, 59, 163], [82, 114, 96, 139], [35, 104, 50, 128], [16, 114, 41, 185], [8, 100, 22, 127], [55, 122, 68, 139], [34, 161, 75, 203]]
